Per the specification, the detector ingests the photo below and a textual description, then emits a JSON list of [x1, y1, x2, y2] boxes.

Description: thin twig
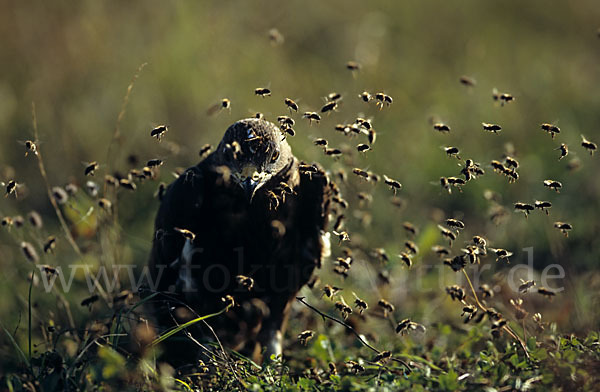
[[31, 102, 81, 256], [461, 270, 530, 358], [296, 297, 411, 371], [105, 62, 147, 175], [32, 103, 108, 302]]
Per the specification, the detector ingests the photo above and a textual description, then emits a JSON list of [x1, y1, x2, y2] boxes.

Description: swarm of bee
[[3, 27, 592, 386]]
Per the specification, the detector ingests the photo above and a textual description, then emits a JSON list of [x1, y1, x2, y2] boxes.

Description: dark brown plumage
[[148, 118, 332, 365]]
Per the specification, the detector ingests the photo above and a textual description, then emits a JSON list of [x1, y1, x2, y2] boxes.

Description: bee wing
[[206, 102, 223, 117]]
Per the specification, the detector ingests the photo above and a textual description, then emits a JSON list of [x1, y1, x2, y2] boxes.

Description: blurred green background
[[1, 0, 599, 364]]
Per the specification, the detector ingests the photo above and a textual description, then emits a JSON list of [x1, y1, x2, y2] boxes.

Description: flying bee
[[277, 115, 295, 128], [327, 92, 342, 101], [553, 221, 573, 237], [489, 247, 513, 262], [518, 279, 536, 293], [346, 361, 365, 374], [281, 126, 295, 137], [540, 123, 560, 139], [254, 87, 271, 97], [444, 255, 467, 271], [373, 351, 392, 363], [502, 167, 519, 183], [446, 285, 466, 302], [499, 93, 514, 106], [21, 241, 39, 263], [439, 177, 451, 194], [438, 225, 457, 246], [334, 298, 353, 319], [433, 123, 451, 133], [98, 198, 112, 212], [353, 295, 368, 314], [378, 299, 395, 316], [236, 275, 254, 291], [490, 160, 506, 172], [84, 161, 99, 176], [357, 192, 372, 205], [268, 28, 284, 45], [374, 92, 392, 109], [555, 144, 568, 160], [356, 143, 370, 153], [459, 75, 476, 87], [174, 227, 196, 241], [303, 112, 321, 124], [336, 257, 352, 272], [320, 101, 337, 113], [398, 252, 413, 268], [23, 140, 38, 156], [462, 245, 482, 264], [313, 138, 328, 149], [472, 235, 487, 249], [405, 240, 419, 255], [43, 236, 57, 254], [482, 123, 502, 133], [346, 60, 361, 71], [199, 144, 213, 158], [146, 159, 164, 168], [206, 98, 231, 116], [3, 180, 18, 197], [333, 214, 345, 232], [322, 284, 342, 299], [119, 178, 137, 191], [543, 179, 562, 193], [480, 284, 494, 298], [325, 148, 342, 157], [333, 230, 350, 243], [297, 330, 315, 345], [383, 175, 402, 194], [537, 287, 556, 299], [151, 125, 168, 141], [504, 156, 519, 169], [367, 129, 377, 145], [358, 91, 372, 102], [432, 245, 450, 258], [284, 98, 299, 112], [334, 123, 350, 135], [514, 202, 535, 218], [352, 168, 370, 180], [332, 196, 349, 209], [581, 135, 597, 155], [1, 216, 13, 228], [445, 218, 465, 231], [444, 146, 460, 159], [355, 117, 372, 130], [534, 200, 552, 215], [402, 221, 418, 237], [81, 294, 99, 308], [447, 177, 466, 192], [307, 276, 320, 289], [371, 248, 389, 263]]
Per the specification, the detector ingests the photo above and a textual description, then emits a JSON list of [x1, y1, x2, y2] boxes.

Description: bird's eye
[[271, 150, 280, 162]]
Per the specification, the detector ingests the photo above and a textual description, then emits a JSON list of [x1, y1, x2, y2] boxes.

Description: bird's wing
[[297, 163, 333, 269], [148, 165, 205, 292]]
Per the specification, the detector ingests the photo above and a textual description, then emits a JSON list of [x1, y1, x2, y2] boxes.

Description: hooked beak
[[241, 177, 260, 201], [235, 165, 266, 202]]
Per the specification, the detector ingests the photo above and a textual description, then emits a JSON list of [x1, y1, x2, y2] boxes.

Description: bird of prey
[[148, 118, 333, 365]]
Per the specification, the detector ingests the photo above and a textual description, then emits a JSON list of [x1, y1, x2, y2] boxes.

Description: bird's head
[[216, 118, 293, 201]]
